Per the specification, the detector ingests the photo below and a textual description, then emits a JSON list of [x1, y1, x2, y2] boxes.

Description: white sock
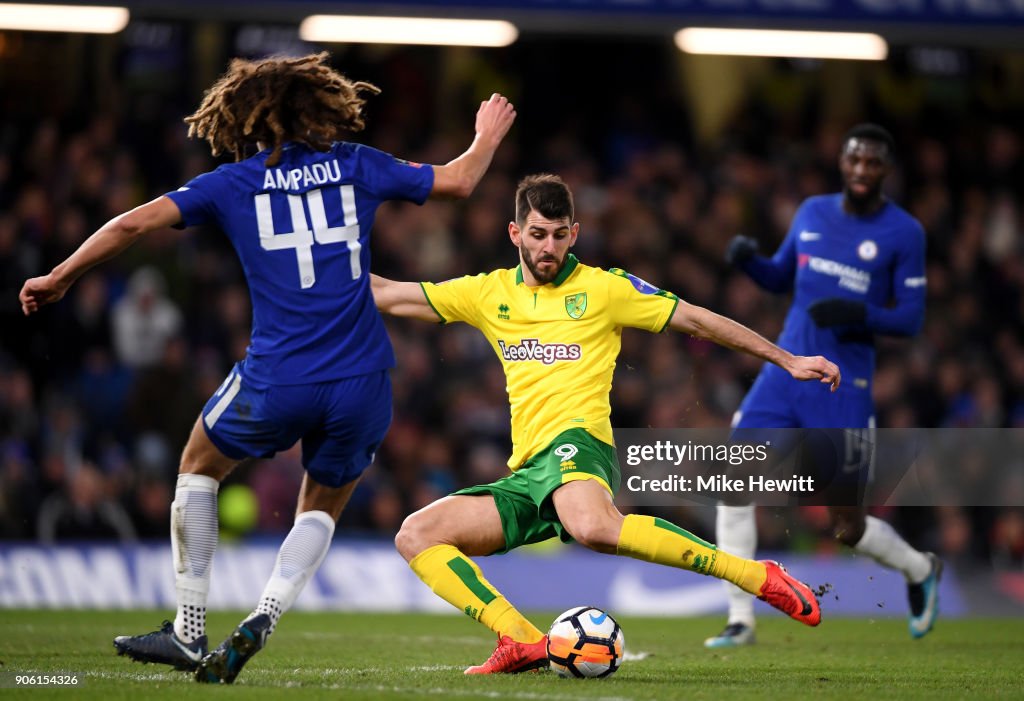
[[855, 515, 931, 583], [252, 510, 336, 635], [171, 473, 220, 643], [717, 503, 758, 628]]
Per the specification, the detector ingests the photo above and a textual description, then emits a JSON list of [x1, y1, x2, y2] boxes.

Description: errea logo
[[555, 444, 579, 470], [497, 303, 510, 321], [497, 339, 582, 365]]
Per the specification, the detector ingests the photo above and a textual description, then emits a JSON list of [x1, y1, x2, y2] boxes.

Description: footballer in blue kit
[[168, 141, 433, 487], [708, 124, 942, 648], [20, 52, 517, 683], [735, 190, 925, 424]]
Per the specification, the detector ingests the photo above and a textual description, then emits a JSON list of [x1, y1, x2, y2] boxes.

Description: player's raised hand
[[475, 93, 516, 147], [19, 273, 69, 316], [429, 94, 516, 199], [725, 235, 759, 266], [786, 355, 841, 392]]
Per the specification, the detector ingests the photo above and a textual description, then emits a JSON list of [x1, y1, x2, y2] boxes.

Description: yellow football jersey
[[421, 254, 679, 469]]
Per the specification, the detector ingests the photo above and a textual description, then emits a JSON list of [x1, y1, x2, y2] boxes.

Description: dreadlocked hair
[[184, 52, 381, 167]]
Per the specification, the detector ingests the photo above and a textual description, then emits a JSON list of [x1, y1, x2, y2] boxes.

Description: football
[[546, 606, 625, 678]]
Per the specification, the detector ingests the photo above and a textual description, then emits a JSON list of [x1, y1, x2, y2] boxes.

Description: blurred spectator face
[[74, 274, 108, 321], [126, 267, 164, 309], [915, 139, 948, 180], [971, 375, 1004, 427], [986, 125, 1020, 173], [70, 464, 104, 510], [0, 214, 16, 253], [709, 188, 746, 233], [16, 185, 50, 236], [886, 403, 919, 428], [937, 506, 971, 555], [839, 138, 891, 206], [466, 443, 507, 484], [136, 479, 171, 524], [937, 358, 966, 400], [113, 266, 183, 368], [74, 156, 107, 203], [161, 336, 187, 369], [217, 284, 251, 329], [4, 369, 34, 410], [369, 485, 402, 532]]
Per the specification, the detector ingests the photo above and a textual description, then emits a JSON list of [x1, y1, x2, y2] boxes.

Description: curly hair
[[184, 52, 381, 167]]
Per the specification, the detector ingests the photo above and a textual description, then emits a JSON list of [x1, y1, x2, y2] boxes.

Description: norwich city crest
[[564, 292, 587, 319]]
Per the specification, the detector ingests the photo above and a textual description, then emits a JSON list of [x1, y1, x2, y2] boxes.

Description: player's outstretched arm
[[725, 232, 796, 294], [430, 93, 516, 200], [669, 300, 840, 391], [370, 274, 443, 322], [19, 195, 182, 316]]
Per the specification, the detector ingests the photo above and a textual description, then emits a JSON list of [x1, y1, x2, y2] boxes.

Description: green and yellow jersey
[[421, 254, 679, 470]]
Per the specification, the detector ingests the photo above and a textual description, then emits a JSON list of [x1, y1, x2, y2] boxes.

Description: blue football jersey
[[166, 142, 434, 385], [741, 193, 926, 392]]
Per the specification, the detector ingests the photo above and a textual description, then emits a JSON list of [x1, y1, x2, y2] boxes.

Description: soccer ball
[[546, 606, 624, 679]]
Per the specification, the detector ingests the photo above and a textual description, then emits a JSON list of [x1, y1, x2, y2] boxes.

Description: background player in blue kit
[[19, 52, 516, 683], [706, 124, 943, 648]]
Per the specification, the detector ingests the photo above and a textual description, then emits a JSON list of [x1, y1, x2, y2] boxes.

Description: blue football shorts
[[731, 366, 875, 505], [201, 362, 392, 488]]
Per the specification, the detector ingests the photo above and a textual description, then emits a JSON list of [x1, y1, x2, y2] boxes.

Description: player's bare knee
[[564, 516, 618, 554], [395, 510, 436, 561], [394, 518, 419, 561], [178, 459, 231, 482], [178, 422, 236, 480], [178, 451, 225, 480]]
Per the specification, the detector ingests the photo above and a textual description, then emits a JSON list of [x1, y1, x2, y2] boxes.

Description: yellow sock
[[616, 514, 767, 595], [409, 544, 544, 643]]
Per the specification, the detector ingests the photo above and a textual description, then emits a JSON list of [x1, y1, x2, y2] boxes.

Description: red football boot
[[757, 560, 821, 626], [464, 635, 549, 675]]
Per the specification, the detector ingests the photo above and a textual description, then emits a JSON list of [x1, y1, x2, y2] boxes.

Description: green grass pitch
[[2, 610, 1022, 700]]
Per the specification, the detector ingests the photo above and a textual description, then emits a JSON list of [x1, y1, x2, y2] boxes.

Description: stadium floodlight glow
[[675, 28, 888, 60], [0, 3, 129, 33], [299, 15, 518, 47]]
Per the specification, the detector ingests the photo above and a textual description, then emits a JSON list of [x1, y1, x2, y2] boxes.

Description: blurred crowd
[[0, 37, 1021, 572]]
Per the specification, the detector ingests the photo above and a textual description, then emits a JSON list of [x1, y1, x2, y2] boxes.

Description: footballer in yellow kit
[[422, 255, 677, 472], [372, 173, 839, 675]]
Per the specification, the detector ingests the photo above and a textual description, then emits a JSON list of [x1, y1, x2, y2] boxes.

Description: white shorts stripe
[[204, 372, 242, 429], [213, 368, 236, 398]]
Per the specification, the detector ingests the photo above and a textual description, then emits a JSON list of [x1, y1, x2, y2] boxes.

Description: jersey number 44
[[255, 184, 361, 289]]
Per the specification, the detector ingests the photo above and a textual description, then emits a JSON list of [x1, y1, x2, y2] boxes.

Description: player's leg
[[550, 479, 621, 553], [834, 501, 941, 637], [807, 391, 941, 638], [396, 493, 515, 625], [114, 368, 247, 670], [545, 433, 764, 589], [196, 474, 361, 684], [197, 370, 393, 683], [709, 377, 800, 646], [552, 479, 818, 627], [397, 492, 550, 674], [541, 429, 819, 627], [173, 421, 241, 633], [251, 474, 357, 633], [708, 502, 758, 646]]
